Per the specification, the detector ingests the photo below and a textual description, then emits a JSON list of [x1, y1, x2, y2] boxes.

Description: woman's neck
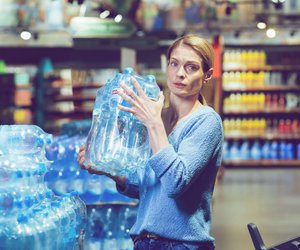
[[162, 95, 202, 135], [171, 95, 202, 120]]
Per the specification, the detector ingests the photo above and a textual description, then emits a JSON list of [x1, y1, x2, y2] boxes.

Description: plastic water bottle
[[229, 141, 240, 161], [286, 143, 294, 160], [0, 125, 53, 157], [69, 191, 87, 236], [250, 141, 261, 160], [240, 141, 250, 160], [50, 200, 70, 249], [279, 142, 287, 160], [87, 207, 105, 248], [117, 206, 137, 250], [85, 174, 103, 203], [32, 207, 57, 250], [5, 213, 38, 250], [103, 207, 118, 249], [270, 141, 279, 160], [262, 141, 270, 160], [84, 68, 160, 176]]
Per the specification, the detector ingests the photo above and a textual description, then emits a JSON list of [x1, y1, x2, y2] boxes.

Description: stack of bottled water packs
[[84, 68, 160, 176], [0, 125, 87, 250]]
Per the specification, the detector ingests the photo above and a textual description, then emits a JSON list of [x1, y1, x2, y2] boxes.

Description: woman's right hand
[[77, 144, 107, 175], [77, 144, 87, 169], [77, 144, 127, 187]]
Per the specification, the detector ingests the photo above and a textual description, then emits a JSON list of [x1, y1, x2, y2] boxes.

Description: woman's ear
[[203, 68, 214, 83]]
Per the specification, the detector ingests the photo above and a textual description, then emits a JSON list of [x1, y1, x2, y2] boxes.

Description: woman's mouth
[[173, 82, 186, 88]]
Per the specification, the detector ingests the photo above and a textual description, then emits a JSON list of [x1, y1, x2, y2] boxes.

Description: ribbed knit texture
[[117, 105, 224, 249]]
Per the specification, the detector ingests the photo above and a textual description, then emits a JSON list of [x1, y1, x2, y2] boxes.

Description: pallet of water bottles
[[44, 131, 137, 204], [0, 125, 87, 250], [84, 203, 138, 250]]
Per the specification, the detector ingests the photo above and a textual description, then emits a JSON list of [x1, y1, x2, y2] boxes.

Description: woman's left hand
[[117, 76, 165, 129]]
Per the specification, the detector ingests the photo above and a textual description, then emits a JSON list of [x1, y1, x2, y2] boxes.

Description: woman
[[78, 34, 223, 250]]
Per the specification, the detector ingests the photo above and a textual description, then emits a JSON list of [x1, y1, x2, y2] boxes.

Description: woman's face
[[167, 44, 205, 100]]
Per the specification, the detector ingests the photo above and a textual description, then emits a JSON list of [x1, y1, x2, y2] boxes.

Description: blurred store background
[[0, 0, 300, 249]]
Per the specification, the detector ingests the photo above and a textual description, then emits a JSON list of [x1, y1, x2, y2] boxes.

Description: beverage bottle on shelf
[[240, 141, 250, 160], [84, 68, 160, 177], [229, 141, 240, 161], [222, 141, 230, 161], [297, 143, 300, 160], [262, 141, 270, 160], [279, 142, 287, 160], [286, 143, 294, 160], [0, 125, 53, 158], [278, 119, 286, 134], [278, 94, 286, 110], [291, 119, 299, 134], [250, 141, 261, 160], [271, 94, 279, 110], [270, 141, 279, 160]]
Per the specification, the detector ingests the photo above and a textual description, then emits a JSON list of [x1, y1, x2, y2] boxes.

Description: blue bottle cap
[[17, 214, 28, 223], [145, 75, 156, 83], [123, 67, 134, 75]]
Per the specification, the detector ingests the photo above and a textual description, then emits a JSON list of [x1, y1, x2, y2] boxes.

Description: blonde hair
[[167, 34, 214, 73], [167, 34, 214, 105]]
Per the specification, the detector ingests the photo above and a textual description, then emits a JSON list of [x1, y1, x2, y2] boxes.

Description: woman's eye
[[170, 61, 178, 68], [186, 64, 199, 73]]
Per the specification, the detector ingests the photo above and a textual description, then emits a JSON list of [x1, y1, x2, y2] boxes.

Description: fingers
[[117, 86, 136, 105], [130, 77, 147, 99], [77, 145, 87, 169], [158, 91, 165, 106], [117, 104, 136, 114]]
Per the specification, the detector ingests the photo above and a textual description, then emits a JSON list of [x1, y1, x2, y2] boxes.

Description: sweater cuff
[[116, 179, 139, 198], [148, 144, 176, 178]]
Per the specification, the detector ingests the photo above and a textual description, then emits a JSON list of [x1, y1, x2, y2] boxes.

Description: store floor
[[211, 168, 300, 250]]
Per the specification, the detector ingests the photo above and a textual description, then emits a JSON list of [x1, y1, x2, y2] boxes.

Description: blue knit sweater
[[117, 105, 223, 249]]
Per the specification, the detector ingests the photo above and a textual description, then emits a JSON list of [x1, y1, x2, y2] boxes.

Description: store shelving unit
[[221, 45, 300, 168]]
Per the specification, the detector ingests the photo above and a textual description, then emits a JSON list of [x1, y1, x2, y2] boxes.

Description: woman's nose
[[176, 65, 185, 78]]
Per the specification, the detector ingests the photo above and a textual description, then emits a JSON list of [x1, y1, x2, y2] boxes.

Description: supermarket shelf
[[225, 134, 300, 141], [72, 83, 105, 89], [86, 201, 138, 206], [51, 95, 96, 102], [45, 109, 92, 119], [223, 108, 300, 115], [223, 65, 300, 72], [223, 85, 300, 92], [15, 84, 33, 89], [223, 160, 300, 168], [50, 83, 105, 89]]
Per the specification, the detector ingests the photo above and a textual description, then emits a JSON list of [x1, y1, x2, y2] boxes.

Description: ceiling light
[[20, 31, 31, 40], [257, 22, 267, 30], [266, 28, 276, 38], [114, 14, 122, 23], [100, 10, 110, 19]]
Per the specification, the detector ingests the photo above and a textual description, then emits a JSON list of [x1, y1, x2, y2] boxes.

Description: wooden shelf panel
[[72, 83, 105, 89], [223, 65, 300, 72], [50, 95, 96, 102], [223, 160, 300, 168], [225, 134, 300, 140], [223, 86, 300, 92], [223, 108, 300, 115]]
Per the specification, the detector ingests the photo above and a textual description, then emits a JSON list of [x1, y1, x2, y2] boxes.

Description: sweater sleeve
[[116, 173, 140, 199], [148, 112, 223, 198]]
